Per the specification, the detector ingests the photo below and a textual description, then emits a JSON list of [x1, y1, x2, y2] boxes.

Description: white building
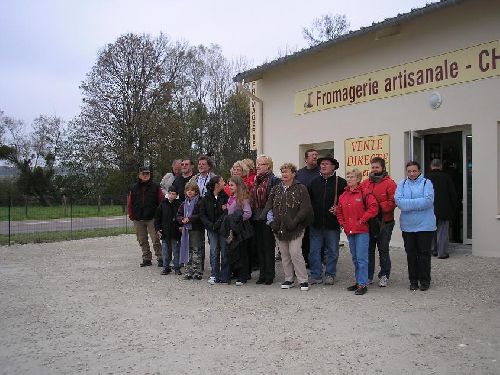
[[234, 0, 500, 257]]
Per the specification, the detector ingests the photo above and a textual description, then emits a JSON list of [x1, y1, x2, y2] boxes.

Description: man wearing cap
[[308, 156, 347, 285], [128, 166, 165, 267]]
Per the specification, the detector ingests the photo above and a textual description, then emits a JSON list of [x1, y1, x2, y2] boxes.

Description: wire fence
[[0, 194, 134, 245]]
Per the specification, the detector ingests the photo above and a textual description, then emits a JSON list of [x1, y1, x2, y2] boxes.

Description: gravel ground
[[0, 235, 499, 375]]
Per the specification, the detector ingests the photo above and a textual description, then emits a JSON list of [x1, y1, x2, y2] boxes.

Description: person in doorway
[[260, 163, 314, 291], [337, 168, 379, 295], [308, 156, 347, 285], [154, 186, 182, 275], [426, 159, 458, 259], [395, 161, 436, 291], [200, 176, 230, 285], [172, 159, 195, 202], [177, 183, 203, 280], [127, 165, 164, 267], [251, 155, 281, 285], [360, 156, 397, 287], [160, 159, 182, 195], [295, 148, 320, 269]]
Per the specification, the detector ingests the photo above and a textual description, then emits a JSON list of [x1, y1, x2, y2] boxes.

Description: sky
[[0, 0, 437, 125]]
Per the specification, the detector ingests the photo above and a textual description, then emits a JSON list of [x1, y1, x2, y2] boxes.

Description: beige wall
[[257, 0, 500, 256]]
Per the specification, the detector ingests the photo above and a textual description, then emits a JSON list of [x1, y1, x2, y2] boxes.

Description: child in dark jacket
[[154, 186, 182, 275], [177, 183, 203, 280]]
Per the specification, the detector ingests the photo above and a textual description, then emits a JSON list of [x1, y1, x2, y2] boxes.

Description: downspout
[[237, 82, 264, 155]]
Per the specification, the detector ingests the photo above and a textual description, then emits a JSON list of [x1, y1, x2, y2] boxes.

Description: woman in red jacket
[[337, 168, 379, 295]]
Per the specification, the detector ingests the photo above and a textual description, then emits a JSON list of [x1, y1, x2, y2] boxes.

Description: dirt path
[[0, 235, 499, 374]]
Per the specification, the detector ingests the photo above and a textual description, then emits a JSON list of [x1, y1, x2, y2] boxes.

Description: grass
[[0, 227, 136, 246], [0, 205, 126, 221]]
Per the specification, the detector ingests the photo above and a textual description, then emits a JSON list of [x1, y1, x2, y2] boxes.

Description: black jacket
[[128, 179, 163, 221], [154, 198, 181, 240], [308, 173, 347, 230], [426, 170, 458, 220], [172, 174, 194, 202], [199, 191, 229, 232]]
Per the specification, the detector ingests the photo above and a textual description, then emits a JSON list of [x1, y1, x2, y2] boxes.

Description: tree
[[303, 13, 350, 46], [0, 111, 65, 205]]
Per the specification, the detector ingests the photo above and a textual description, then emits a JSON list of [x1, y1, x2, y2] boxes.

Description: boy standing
[[154, 186, 182, 275]]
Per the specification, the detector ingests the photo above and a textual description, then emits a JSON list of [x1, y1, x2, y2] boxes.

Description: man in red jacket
[[360, 157, 397, 287]]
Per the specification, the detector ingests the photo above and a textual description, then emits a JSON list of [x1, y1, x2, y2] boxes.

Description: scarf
[[369, 171, 388, 184], [179, 195, 199, 264], [254, 171, 271, 208]]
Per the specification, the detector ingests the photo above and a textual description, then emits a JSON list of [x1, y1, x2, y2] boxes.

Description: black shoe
[[157, 260, 163, 267], [355, 286, 367, 295], [300, 282, 309, 291], [432, 251, 438, 257], [140, 260, 152, 267], [161, 268, 171, 275], [265, 280, 273, 285], [410, 283, 418, 291], [194, 274, 203, 280], [256, 279, 265, 284], [346, 284, 358, 292], [184, 274, 193, 280], [174, 269, 182, 275], [419, 283, 430, 291], [438, 254, 450, 259], [280, 281, 295, 289]]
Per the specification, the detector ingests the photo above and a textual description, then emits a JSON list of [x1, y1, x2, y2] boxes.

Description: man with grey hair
[[427, 158, 458, 259]]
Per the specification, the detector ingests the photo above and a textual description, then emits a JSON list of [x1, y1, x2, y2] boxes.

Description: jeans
[[207, 230, 229, 282], [161, 238, 180, 270], [347, 233, 369, 286], [402, 231, 434, 285], [309, 227, 340, 280], [368, 220, 395, 280]]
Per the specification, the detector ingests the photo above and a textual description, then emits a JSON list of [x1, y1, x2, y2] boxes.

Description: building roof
[[233, 0, 467, 83]]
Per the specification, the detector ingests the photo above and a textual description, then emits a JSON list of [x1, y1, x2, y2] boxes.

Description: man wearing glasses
[[172, 159, 195, 202], [128, 166, 165, 267]]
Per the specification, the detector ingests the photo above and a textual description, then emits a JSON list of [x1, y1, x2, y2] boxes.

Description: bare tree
[[303, 13, 350, 46]]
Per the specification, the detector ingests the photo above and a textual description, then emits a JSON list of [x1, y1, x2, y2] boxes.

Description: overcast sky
[[0, 0, 437, 125]]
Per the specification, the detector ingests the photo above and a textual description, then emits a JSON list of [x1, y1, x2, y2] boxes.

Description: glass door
[[409, 130, 425, 168], [463, 131, 472, 243]]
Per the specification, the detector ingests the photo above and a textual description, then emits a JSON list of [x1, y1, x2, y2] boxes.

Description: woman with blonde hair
[[226, 175, 253, 285], [251, 155, 281, 285], [337, 168, 378, 295]]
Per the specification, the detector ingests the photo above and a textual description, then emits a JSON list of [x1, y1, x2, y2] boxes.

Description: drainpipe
[[237, 82, 264, 155]]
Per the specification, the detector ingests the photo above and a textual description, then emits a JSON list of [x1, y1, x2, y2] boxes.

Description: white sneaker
[[379, 275, 388, 287], [235, 281, 244, 286], [368, 279, 374, 285], [208, 276, 216, 285]]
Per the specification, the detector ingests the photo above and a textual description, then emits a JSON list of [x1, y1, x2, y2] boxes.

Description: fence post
[[125, 194, 128, 234], [8, 193, 11, 246], [70, 197, 73, 240]]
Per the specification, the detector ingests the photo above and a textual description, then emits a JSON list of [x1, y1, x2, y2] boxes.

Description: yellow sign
[[249, 81, 259, 150], [296, 40, 500, 114], [344, 134, 390, 180]]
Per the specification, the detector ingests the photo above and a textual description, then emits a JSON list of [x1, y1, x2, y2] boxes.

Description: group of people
[[127, 149, 457, 294]]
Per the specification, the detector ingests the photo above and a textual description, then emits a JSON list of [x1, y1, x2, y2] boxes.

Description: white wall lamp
[[429, 91, 442, 109]]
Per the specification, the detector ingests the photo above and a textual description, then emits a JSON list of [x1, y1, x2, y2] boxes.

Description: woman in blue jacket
[[395, 161, 436, 291]]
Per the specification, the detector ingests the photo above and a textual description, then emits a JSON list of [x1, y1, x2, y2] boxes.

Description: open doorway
[[405, 126, 472, 244]]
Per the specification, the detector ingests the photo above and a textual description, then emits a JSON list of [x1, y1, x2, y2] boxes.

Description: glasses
[[181, 163, 189, 166], [140, 171, 150, 175]]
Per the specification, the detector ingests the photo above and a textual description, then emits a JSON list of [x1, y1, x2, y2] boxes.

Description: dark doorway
[[424, 131, 463, 242]]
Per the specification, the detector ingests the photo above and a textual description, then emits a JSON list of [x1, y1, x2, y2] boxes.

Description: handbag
[[362, 193, 383, 238]]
